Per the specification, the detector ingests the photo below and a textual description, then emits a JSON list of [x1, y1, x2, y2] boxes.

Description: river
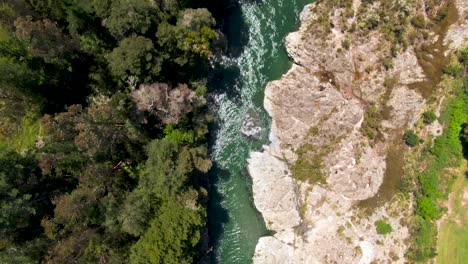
[[208, 0, 312, 263]]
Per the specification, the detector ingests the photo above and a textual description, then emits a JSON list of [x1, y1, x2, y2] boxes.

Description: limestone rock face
[[445, 0, 468, 50], [248, 150, 301, 233], [392, 47, 427, 85], [249, 0, 466, 263]]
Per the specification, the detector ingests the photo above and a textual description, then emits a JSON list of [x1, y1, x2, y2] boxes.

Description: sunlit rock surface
[[249, 0, 466, 263]]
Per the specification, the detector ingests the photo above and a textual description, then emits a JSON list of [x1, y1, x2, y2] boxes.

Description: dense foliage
[[0, 0, 221, 263], [407, 47, 468, 262]]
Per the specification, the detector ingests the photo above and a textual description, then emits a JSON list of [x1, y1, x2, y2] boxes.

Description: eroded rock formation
[[249, 0, 467, 263]]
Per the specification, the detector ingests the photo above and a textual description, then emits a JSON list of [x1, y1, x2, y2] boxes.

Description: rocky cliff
[[248, 0, 467, 263]]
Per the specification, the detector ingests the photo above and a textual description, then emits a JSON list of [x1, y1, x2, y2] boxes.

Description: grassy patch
[[437, 174, 468, 264], [0, 25, 9, 41], [0, 113, 41, 152], [291, 144, 326, 184], [375, 220, 393, 235], [361, 103, 381, 140]]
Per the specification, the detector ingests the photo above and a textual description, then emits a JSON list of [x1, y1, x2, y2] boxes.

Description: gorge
[[208, 0, 312, 263], [211, 0, 467, 263]]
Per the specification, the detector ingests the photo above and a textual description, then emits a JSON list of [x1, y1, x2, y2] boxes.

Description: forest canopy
[[0, 0, 221, 263]]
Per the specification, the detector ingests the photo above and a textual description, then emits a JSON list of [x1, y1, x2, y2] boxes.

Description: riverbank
[[207, 1, 312, 263], [248, 0, 467, 263]]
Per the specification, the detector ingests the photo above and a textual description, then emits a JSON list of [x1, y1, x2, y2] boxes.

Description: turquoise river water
[[208, 0, 312, 263]]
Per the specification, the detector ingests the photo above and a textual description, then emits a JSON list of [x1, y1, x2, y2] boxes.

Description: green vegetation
[[422, 111, 437, 124], [361, 103, 381, 140], [444, 54, 463, 77], [0, 112, 41, 152], [0, 0, 220, 262], [342, 39, 350, 50], [404, 130, 420, 147], [375, 220, 393, 235], [411, 14, 426, 29], [436, 173, 468, 264], [406, 47, 468, 262], [292, 144, 326, 184]]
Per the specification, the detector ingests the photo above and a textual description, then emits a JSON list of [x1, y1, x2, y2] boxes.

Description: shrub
[[443, 58, 462, 77], [459, 47, 468, 67], [422, 111, 437, 124], [422, 30, 429, 40], [344, 8, 354, 19], [342, 39, 350, 50], [404, 130, 420, 147], [350, 21, 357, 32], [407, 217, 437, 261], [361, 104, 381, 140], [291, 144, 326, 184], [391, 46, 398, 57], [411, 14, 426, 29], [375, 220, 393, 235], [435, 6, 448, 22], [382, 57, 393, 70]]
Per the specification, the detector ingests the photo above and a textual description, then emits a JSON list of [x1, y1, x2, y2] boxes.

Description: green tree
[[106, 0, 161, 39], [178, 8, 215, 32], [91, 0, 112, 18], [40, 94, 133, 164], [156, 8, 216, 66], [107, 35, 161, 82], [52, 186, 100, 227], [119, 188, 157, 237], [44, 229, 98, 264], [142, 139, 193, 197], [0, 38, 43, 106], [26, 0, 67, 21], [129, 200, 204, 264], [14, 16, 78, 64], [0, 151, 39, 239], [0, 237, 49, 264]]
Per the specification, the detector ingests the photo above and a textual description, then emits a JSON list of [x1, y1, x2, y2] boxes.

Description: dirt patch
[[358, 144, 405, 209], [410, 0, 460, 98]]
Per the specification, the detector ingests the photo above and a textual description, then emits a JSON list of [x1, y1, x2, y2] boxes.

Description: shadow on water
[[207, 0, 251, 101], [208, 64, 242, 102], [221, 3, 250, 58], [206, 161, 231, 262], [206, 0, 314, 262], [205, 1, 250, 256]]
